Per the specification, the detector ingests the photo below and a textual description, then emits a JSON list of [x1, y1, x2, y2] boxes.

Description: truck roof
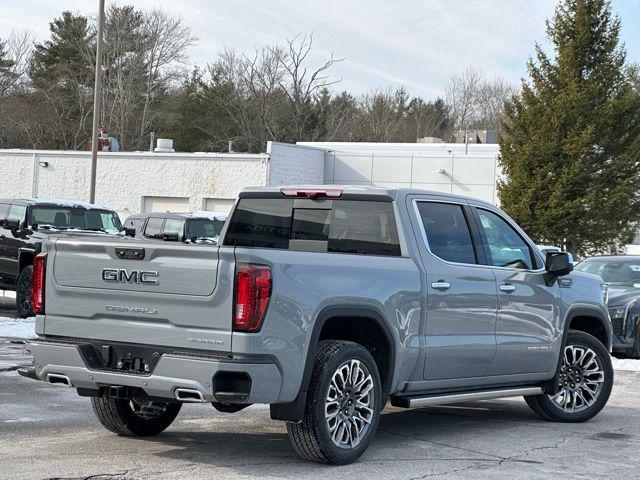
[[240, 185, 494, 206], [127, 211, 228, 221], [0, 197, 111, 210]]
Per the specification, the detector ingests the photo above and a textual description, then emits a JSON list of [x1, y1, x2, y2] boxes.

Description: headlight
[[610, 306, 626, 319]]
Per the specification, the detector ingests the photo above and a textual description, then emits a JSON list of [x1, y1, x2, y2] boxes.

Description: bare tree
[[446, 66, 484, 135], [446, 66, 514, 139], [273, 33, 342, 141]]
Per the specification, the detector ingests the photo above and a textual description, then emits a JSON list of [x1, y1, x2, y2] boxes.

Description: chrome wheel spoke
[[325, 358, 375, 449], [549, 344, 604, 414]]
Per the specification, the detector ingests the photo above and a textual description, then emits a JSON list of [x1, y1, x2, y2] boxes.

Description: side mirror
[[162, 232, 179, 241], [1, 218, 20, 231], [124, 227, 136, 237], [544, 251, 573, 285]]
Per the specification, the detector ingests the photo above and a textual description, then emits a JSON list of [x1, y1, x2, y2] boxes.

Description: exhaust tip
[[46, 373, 72, 387], [175, 388, 205, 403]]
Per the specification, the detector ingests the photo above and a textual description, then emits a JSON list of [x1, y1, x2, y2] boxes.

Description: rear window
[[144, 218, 164, 237], [224, 198, 401, 256]]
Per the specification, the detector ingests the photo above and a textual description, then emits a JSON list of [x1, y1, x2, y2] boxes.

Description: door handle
[[499, 284, 516, 293], [431, 281, 451, 290]]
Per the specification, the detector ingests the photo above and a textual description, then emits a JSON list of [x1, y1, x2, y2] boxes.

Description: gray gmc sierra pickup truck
[[22, 186, 613, 465]]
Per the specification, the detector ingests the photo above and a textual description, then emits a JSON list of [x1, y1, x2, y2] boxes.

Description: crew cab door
[[469, 205, 561, 375], [409, 197, 498, 381]]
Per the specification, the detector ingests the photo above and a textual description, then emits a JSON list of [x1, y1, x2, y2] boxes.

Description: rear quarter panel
[[231, 247, 422, 402]]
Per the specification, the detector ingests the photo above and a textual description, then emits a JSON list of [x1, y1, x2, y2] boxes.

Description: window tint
[[224, 198, 401, 256], [292, 209, 330, 241], [417, 202, 477, 264], [7, 205, 26, 223], [224, 199, 291, 248], [328, 201, 400, 256], [144, 218, 164, 238], [476, 209, 534, 270], [0, 203, 9, 219], [163, 219, 185, 241], [187, 219, 225, 240]]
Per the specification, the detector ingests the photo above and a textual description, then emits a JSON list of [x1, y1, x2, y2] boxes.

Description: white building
[[0, 141, 501, 221]]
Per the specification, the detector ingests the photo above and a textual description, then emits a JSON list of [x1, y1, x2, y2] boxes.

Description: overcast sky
[[2, 0, 639, 97]]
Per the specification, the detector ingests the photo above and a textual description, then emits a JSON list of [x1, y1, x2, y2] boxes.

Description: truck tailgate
[[43, 237, 234, 352]]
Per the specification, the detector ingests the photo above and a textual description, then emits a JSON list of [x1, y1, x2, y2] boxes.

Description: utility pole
[[89, 0, 105, 204]]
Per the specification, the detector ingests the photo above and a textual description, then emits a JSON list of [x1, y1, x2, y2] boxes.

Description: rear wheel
[[525, 330, 613, 422], [16, 266, 33, 318], [91, 396, 181, 436], [286, 340, 382, 465]]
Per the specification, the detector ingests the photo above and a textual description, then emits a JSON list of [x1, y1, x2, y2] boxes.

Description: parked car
[[0, 198, 122, 317], [574, 255, 640, 357], [123, 211, 228, 244], [22, 186, 612, 465]]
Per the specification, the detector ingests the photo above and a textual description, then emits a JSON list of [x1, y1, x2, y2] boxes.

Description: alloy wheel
[[324, 359, 375, 449], [549, 344, 605, 413]]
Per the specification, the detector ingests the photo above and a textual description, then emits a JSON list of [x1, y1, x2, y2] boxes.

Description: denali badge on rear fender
[[102, 268, 158, 285]]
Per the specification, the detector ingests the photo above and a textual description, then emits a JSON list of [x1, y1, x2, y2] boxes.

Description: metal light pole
[[89, 0, 105, 204]]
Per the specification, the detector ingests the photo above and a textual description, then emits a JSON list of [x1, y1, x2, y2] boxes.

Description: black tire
[[286, 340, 382, 465], [16, 266, 34, 318], [525, 330, 613, 423], [91, 396, 181, 436]]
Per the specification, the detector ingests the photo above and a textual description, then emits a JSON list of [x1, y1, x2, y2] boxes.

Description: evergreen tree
[[498, 0, 640, 255]]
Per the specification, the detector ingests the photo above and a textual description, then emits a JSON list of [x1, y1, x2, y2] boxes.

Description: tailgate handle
[[115, 247, 145, 260]]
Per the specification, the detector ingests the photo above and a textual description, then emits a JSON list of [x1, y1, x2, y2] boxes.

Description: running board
[[391, 386, 543, 408]]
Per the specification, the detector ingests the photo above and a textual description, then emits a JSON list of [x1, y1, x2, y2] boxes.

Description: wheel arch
[[564, 306, 612, 351], [270, 305, 396, 422], [542, 306, 611, 395]]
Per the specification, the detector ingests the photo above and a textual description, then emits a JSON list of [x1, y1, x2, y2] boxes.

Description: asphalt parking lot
[[1, 350, 639, 480]]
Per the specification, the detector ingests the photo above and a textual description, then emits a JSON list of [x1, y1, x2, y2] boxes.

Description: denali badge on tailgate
[[102, 268, 159, 285]]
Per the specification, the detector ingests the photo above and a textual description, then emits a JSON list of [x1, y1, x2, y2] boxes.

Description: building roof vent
[[154, 138, 175, 153]]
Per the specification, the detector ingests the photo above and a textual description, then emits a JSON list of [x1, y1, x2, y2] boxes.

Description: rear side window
[[417, 202, 477, 264], [224, 198, 401, 256], [144, 218, 164, 237]]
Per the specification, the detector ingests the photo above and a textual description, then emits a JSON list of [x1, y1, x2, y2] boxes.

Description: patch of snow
[[0, 317, 35, 339], [610, 356, 640, 372]]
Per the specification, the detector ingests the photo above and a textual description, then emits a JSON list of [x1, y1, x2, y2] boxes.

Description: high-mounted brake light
[[31, 253, 47, 314], [280, 187, 343, 199], [234, 264, 271, 332]]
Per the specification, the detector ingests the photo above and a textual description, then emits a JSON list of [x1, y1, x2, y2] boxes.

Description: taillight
[[31, 253, 47, 314], [234, 264, 271, 332]]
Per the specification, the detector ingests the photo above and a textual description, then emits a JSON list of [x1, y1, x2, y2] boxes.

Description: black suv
[[123, 211, 227, 244], [0, 198, 122, 317], [574, 254, 640, 357]]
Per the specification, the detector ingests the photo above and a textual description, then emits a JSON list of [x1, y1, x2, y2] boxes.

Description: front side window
[[416, 202, 477, 264], [144, 218, 164, 238], [476, 209, 534, 270], [163, 219, 185, 241], [0, 203, 9, 219], [8, 205, 26, 224]]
